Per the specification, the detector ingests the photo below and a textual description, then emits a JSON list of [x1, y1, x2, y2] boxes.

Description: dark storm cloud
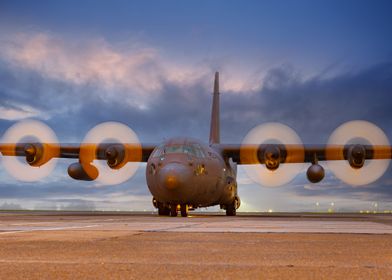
[[220, 63, 392, 143], [219, 63, 392, 205], [0, 59, 391, 141], [1, 50, 392, 209]]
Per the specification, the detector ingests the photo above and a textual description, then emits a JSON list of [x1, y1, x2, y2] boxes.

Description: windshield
[[152, 143, 206, 158]]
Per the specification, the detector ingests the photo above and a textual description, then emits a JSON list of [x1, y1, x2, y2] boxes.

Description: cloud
[[0, 32, 261, 109], [58, 200, 96, 211], [0, 202, 25, 210], [1, 31, 392, 211], [0, 102, 47, 121]]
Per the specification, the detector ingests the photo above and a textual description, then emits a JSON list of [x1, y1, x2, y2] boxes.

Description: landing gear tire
[[170, 204, 178, 217], [180, 204, 189, 217], [226, 205, 236, 216], [158, 206, 170, 216], [156, 202, 170, 216], [226, 200, 238, 216]]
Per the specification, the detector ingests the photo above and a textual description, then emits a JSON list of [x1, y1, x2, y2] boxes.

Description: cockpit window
[[151, 145, 165, 158], [193, 144, 206, 158], [183, 145, 195, 156], [165, 145, 185, 154], [152, 143, 206, 158]]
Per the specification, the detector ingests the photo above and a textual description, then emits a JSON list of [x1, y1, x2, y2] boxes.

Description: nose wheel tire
[[170, 205, 178, 217], [180, 204, 189, 217]]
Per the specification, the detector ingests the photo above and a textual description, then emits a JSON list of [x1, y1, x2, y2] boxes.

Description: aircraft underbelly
[[147, 173, 225, 206]]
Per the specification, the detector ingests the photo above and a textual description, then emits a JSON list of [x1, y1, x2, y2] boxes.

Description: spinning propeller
[[0, 120, 142, 185], [239, 120, 390, 187], [78, 121, 142, 185], [0, 120, 59, 181], [0, 118, 390, 187], [326, 120, 390, 186], [240, 122, 305, 187]]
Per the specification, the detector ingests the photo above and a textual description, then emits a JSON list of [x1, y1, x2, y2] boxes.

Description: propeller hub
[[263, 145, 280, 170], [24, 144, 36, 156], [348, 144, 366, 169]]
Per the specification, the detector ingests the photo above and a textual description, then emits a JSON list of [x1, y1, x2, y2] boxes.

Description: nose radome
[[159, 163, 190, 190]]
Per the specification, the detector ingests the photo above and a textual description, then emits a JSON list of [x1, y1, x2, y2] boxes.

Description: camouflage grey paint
[[146, 138, 239, 210], [146, 73, 240, 216]]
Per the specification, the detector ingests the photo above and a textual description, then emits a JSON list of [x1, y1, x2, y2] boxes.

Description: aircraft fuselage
[[146, 138, 240, 216]]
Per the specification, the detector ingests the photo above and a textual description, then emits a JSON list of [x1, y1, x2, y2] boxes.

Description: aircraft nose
[[159, 163, 190, 190]]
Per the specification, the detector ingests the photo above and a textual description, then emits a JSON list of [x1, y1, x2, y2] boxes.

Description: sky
[[0, 0, 392, 212]]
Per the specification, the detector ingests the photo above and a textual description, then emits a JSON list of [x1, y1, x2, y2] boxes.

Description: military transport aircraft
[[0, 72, 391, 217]]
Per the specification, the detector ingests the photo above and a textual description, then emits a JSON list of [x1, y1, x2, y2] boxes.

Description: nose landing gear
[[170, 204, 178, 217], [180, 204, 189, 217], [169, 204, 189, 217]]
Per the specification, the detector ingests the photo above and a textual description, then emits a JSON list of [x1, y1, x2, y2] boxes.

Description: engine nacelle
[[24, 143, 54, 167], [347, 144, 366, 169], [105, 144, 126, 169], [306, 163, 325, 183], [259, 145, 281, 170], [68, 162, 99, 181]]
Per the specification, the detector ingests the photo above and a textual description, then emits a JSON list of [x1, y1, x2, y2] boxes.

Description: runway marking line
[[0, 225, 99, 235]]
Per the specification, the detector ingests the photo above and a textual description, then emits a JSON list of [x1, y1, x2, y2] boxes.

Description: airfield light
[[315, 202, 320, 213]]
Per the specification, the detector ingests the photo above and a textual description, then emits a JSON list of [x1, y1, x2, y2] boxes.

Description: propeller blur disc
[[241, 122, 304, 187], [327, 120, 390, 186], [1, 119, 58, 182], [80, 122, 141, 185]]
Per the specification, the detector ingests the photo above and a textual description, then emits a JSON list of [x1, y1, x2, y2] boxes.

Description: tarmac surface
[[0, 211, 391, 279]]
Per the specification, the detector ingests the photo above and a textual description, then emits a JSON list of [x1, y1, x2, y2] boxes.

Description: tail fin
[[209, 72, 220, 144]]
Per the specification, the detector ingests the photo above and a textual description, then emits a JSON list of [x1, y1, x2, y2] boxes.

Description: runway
[[0, 212, 391, 279], [1, 211, 392, 234]]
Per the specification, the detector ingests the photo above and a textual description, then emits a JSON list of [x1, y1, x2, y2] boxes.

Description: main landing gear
[[225, 199, 239, 216], [154, 199, 189, 217], [155, 200, 170, 216], [170, 204, 178, 217], [158, 205, 170, 216], [169, 204, 189, 217]]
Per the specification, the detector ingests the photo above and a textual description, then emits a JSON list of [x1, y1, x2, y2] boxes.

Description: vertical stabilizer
[[209, 72, 220, 144]]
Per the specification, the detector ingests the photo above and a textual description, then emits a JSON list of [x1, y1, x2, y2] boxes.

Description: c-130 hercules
[[0, 72, 391, 217]]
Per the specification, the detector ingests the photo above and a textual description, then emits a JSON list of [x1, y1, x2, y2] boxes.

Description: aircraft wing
[[0, 142, 156, 182], [218, 143, 391, 185], [0, 143, 156, 162], [220, 144, 392, 164]]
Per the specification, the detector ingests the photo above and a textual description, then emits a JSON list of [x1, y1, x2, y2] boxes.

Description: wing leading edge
[[220, 144, 392, 164], [0, 143, 156, 163], [217, 143, 391, 185]]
